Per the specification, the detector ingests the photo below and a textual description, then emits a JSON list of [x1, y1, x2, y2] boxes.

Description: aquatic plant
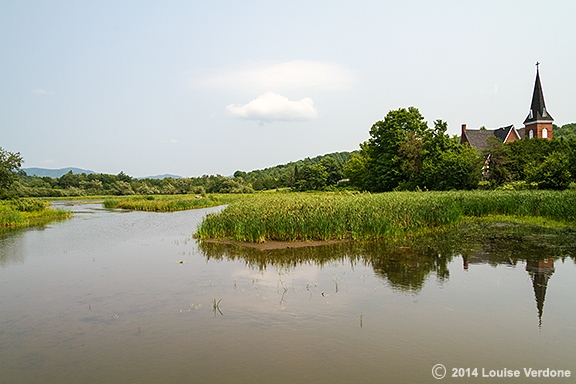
[[103, 194, 248, 212], [212, 298, 223, 317], [0, 198, 72, 230], [195, 191, 576, 242]]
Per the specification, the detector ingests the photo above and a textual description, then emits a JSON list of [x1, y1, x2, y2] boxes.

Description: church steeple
[[523, 63, 554, 139]]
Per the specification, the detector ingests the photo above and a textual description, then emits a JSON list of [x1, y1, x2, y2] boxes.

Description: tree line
[[1, 152, 350, 197], [345, 108, 576, 192], [1, 109, 575, 198]]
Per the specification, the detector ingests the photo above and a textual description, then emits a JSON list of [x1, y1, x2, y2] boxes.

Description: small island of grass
[[194, 190, 576, 244], [102, 193, 249, 212], [0, 198, 72, 231]]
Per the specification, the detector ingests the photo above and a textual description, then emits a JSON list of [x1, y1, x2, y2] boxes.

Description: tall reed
[[103, 194, 248, 212], [195, 191, 576, 243], [0, 198, 72, 230]]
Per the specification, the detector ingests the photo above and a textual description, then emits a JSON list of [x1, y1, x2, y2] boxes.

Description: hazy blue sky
[[2, 1, 575, 177]]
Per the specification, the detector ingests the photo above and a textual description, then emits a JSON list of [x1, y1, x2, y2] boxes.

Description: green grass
[[0, 198, 72, 230], [102, 194, 250, 212], [195, 190, 576, 243]]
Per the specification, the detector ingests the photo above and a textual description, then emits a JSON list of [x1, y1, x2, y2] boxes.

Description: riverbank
[[200, 238, 347, 250], [0, 198, 73, 230]]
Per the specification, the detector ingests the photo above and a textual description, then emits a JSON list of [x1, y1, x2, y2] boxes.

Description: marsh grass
[[0, 198, 72, 230], [196, 191, 576, 242], [102, 194, 249, 212]]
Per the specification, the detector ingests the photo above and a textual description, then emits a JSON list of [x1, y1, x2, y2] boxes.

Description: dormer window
[[542, 107, 547, 117], [529, 110, 533, 119]]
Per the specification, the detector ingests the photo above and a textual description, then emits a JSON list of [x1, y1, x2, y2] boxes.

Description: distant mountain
[[138, 174, 182, 180], [23, 167, 96, 178]]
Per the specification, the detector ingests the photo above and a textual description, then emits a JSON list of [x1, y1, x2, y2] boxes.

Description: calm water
[[0, 202, 575, 383]]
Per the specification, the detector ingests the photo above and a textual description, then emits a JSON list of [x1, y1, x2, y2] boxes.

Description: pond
[[0, 203, 575, 383]]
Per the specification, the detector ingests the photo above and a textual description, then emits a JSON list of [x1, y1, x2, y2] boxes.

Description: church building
[[460, 63, 553, 150], [519, 63, 554, 140]]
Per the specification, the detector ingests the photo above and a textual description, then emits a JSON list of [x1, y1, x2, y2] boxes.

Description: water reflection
[[0, 230, 27, 266], [527, 259, 555, 327], [1, 205, 575, 383], [199, 221, 576, 326]]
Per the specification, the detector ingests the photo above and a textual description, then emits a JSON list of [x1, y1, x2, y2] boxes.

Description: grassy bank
[[0, 198, 73, 230], [195, 190, 576, 242], [102, 194, 250, 212]]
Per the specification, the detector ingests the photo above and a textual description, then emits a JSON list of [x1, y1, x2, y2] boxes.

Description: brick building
[[460, 63, 553, 151]]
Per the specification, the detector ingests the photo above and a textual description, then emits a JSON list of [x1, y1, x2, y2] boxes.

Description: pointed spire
[[526, 259, 555, 329], [524, 62, 553, 125]]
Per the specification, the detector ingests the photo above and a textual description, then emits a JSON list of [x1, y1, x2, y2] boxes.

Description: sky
[[1, 1, 575, 177]]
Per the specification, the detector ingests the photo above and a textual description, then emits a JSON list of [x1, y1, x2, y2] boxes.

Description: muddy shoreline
[[200, 238, 346, 250]]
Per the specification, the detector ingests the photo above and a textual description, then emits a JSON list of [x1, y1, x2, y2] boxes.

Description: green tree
[[506, 138, 554, 181], [295, 163, 328, 191], [117, 171, 132, 183], [111, 180, 135, 195], [233, 170, 247, 179], [421, 145, 482, 190], [344, 148, 370, 191], [57, 171, 84, 189], [364, 107, 428, 191], [397, 130, 423, 188], [423, 119, 454, 157], [553, 123, 576, 140], [319, 156, 344, 185], [0, 147, 24, 195], [526, 151, 572, 190], [482, 136, 511, 186]]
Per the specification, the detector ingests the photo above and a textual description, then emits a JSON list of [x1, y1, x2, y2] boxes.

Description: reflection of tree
[[198, 230, 456, 294], [452, 221, 576, 265], [0, 230, 28, 267], [198, 240, 364, 272], [198, 221, 576, 297], [354, 237, 452, 293], [452, 221, 575, 328]]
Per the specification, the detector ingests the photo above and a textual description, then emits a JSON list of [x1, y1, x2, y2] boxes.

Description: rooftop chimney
[[461, 124, 467, 135]]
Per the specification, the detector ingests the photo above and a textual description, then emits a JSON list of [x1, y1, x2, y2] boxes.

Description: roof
[[460, 125, 518, 152], [461, 130, 495, 151], [494, 125, 516, 142], [523, 67, 553, 125]]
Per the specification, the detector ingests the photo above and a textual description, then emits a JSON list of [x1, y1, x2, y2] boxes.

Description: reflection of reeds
[[198, 221, 576, 293], [196, 191, 576, 242]]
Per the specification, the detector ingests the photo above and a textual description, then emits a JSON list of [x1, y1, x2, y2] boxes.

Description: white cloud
[[32, 88, 52, 95], [196, 60, 355, 91], [226, 92, 318, 123]]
